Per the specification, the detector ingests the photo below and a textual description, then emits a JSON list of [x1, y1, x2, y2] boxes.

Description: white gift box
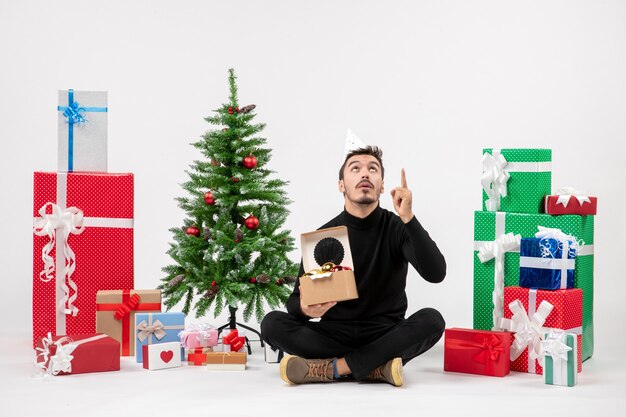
[[57, 89, 108, 172], [142, 341, 182, 370], [264, 344, 283, 363]]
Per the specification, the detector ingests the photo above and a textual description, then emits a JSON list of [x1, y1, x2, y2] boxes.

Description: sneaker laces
[[307, 361, 331, 381]]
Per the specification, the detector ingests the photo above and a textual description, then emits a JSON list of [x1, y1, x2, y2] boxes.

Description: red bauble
[[228, 107, 234, 114], [231, 177, 239, 183], [204, 191, 215, 205], [185, 226, 200, 237], [250, 277, 257, 284], [211, 280, 217, 287], [244, 215, 260, 230], [242, 154, 258, 169], [235, 107, 240, 113]]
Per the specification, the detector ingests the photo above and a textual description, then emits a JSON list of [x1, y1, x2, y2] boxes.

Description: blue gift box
[[135, 312, 185, 363], [519, 237, 576, 290]]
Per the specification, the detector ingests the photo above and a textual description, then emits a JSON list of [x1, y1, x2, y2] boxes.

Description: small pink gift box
[[178, 323, 218, 349]]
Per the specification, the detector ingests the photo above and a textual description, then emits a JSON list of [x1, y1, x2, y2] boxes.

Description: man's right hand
[[300, 292, 337, 318]]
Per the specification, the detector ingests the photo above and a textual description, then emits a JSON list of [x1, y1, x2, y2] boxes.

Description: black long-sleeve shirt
[[286, 205, 446, 323]]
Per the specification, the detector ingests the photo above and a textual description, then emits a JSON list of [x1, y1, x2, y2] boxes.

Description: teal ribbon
[[57, 89, 108, 171]]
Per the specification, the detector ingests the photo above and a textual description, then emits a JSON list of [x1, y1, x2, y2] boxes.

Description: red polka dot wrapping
[[32, 172, 134, 348]]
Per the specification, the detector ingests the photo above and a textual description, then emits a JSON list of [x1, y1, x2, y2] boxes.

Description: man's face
[[338, 154, 384, 206]]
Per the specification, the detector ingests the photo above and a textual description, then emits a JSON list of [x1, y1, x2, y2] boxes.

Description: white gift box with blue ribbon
[[57, 89, 108, 172], [519, 227, 578, 290]]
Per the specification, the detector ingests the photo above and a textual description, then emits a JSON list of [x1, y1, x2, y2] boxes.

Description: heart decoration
[[160, 350, 174, 363]]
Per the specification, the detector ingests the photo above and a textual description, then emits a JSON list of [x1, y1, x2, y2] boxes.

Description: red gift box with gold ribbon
[[444, 328, 512, 377], [32, 172, 134, 348], [96, 289, 161, 356]]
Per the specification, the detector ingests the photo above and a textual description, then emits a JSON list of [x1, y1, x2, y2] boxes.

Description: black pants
[[260, 308, 445, 380]]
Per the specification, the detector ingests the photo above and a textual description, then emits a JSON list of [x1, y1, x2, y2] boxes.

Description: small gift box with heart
[[142, 341, 181, 370], [443, 328, 512, 377], [135, 312, 185, 362], [35, 333, 120, 376]]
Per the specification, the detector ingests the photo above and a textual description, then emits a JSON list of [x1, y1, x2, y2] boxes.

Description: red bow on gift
[[223, 330, 245, 352], [447, 333, 504, 375], [113, 293, 141, 320], [473, 334, 504, 366]]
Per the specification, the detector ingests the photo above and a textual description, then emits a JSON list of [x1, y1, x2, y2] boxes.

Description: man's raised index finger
[[401, 168, 408, 188]]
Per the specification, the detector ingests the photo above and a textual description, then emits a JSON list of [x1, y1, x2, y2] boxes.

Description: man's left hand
[[391, 168, 414, 224]]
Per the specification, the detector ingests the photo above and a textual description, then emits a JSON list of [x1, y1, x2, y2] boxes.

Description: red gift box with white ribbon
[[32, 172, 134, 347], [544, 188, 597, 215], [35, 333, 120, 376], [501, 286, 583, 375]]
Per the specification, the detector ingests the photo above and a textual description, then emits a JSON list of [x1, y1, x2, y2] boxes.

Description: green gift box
[[482, 148, 552, 213], [473, 210, 594, 360], [543, 331, 578, 387]]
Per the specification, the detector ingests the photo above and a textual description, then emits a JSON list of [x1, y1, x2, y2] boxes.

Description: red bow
[[223, 330, 245, 352], [113, 293, 141, 320]]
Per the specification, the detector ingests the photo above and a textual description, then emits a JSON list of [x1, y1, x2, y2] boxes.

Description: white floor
[[2, 331, 624, 417]]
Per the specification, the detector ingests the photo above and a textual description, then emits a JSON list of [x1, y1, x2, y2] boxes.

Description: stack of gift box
[[444, 148, 597, 387], [33, 90, 248, 376]]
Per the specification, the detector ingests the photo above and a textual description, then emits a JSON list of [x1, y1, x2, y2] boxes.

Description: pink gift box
[[179, 324, 218, 349]]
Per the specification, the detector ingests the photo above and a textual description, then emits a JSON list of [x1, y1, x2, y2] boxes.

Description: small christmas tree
[[160, 68, 298, 323]]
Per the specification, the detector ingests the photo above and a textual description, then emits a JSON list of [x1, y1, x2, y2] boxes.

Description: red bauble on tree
[[204, 191, 215, 206], [228, 107, 234, 114], [242, 154, 258, 169], [185, 226, 200, 237], [244, 215, 260, 230], [204, 191, 215, 205], [250, 277, 257, 284]]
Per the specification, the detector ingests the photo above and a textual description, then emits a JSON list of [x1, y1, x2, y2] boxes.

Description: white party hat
[[344, 128, 367, 159]]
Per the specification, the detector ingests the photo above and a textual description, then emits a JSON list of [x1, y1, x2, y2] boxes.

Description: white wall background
[[1, 0, 624, 356]]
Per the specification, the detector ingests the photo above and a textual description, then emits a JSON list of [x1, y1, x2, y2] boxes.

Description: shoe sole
[[390, 357, 404, 387], [280, 354, 295, 384]]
